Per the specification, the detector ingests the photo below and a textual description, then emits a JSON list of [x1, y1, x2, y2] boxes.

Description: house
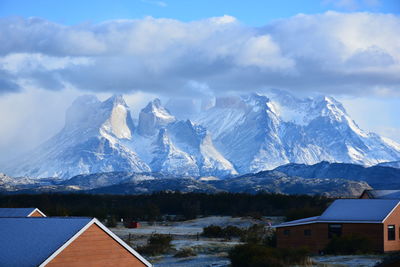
[[275, 199, 400, 253], [0, 217, 152, 267], [360, 190, 400, 199], [0, 207, 46, 217]]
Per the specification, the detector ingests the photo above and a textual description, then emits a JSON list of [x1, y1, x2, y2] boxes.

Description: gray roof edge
[[382, 201, 400, 223], [274, 219, 383, 228]]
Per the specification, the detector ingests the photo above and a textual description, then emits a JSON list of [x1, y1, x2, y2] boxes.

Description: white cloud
[[0, 12, 398, 97], [0, 12, 399, 163], [0, 53, 92, 73], [235, 35, 294, 69]]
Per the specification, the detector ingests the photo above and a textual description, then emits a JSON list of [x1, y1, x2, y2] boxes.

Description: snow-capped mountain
[[2, 90, 400, 179], [4, 95, 151, 178], [4, 96, 236, 178], [196, 90, 400, 173], [129, 99, 237, 177]]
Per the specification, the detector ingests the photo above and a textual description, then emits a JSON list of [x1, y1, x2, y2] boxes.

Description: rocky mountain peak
[[100, 95, 134, 140], [3, 90, 400, 179], [137, 98, 176, 136]]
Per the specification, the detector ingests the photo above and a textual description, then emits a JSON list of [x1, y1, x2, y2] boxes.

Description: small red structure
[[126, 221, 141, 229]]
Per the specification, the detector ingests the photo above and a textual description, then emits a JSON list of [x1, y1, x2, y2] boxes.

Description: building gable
[[40, 219, 152, 267], [47, 224, 147, 266], [28, 208, 46, 217], [0, 207, 45, 217]]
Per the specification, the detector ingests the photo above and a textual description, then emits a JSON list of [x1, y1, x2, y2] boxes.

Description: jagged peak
[[310, 95, 349, 121], [140, 98, 175, 122], [313, 95, 344, 109], [142, 98, 163, 112], [242, 93, 271, 107], [103, 94, 128, 108], [214, 93, 269, 110], [137, 98, 176, 137], [63, 93, 134, 141]]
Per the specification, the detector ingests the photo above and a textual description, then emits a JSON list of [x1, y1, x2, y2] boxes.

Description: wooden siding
[[384, 204, 400, 252], [47, 224, 147, 266], [277, 223, 327, 253], [277, 223, 383, 253], [28, 210, 44, 217]]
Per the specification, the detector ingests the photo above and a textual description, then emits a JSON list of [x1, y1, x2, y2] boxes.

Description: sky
[[0, 0, 399, 161]]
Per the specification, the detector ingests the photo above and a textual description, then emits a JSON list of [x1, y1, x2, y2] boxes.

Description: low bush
[[324, 233, 373, 255], [264, 230, 277, 248], [202, 225, 244, 239], [229, 244, 310, 267], [374, 252, 400, 267], [224, 225, 244, 238], [106, 216, 117, 227], [202, 225, 225, 238], [136, 234, 173, 256], [174, 248, 197, 258], [201, 223, 277, 244], [240, 224, 267, 244]]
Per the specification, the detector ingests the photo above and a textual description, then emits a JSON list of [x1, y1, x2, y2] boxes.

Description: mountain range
[[0, 169, 372, 197], [275, 161, 400, 189], [2, 89, 400, 179]]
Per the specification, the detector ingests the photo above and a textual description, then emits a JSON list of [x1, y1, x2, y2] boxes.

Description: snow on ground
[[113, 224, 203, 236], [152, 254, 230, 267], [112, 216, 282, 237], [171, 239, 241, 252]]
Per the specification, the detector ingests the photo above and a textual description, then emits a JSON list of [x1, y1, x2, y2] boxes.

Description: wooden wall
[[28, 210, 44, 217], [384, 205, 400, 252], [277, 223, 383, 253], [47, 224, 147, 266]]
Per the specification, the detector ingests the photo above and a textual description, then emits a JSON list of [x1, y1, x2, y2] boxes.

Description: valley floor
[[110, 216, 385, 267]]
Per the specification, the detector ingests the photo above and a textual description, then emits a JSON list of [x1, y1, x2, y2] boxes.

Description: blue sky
[[0, 0, 399, 159], [0, 0, 399, 26]]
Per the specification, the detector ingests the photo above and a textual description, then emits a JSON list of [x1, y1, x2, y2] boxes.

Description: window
[[388, 225, 395, 241], [283, 229, 290, 236], [304, 229, 311, 236], [328, 224, 342, 239]]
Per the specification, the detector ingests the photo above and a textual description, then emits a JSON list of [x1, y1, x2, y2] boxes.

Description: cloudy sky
[[0, 0, 399, 161]]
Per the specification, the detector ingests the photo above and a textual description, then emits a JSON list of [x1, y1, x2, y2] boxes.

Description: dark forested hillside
[[0, 192, 331, 221]]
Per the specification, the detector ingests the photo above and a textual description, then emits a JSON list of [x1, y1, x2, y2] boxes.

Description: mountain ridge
[[2, 89, 400, 179], [0, 169, 372, 198]]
